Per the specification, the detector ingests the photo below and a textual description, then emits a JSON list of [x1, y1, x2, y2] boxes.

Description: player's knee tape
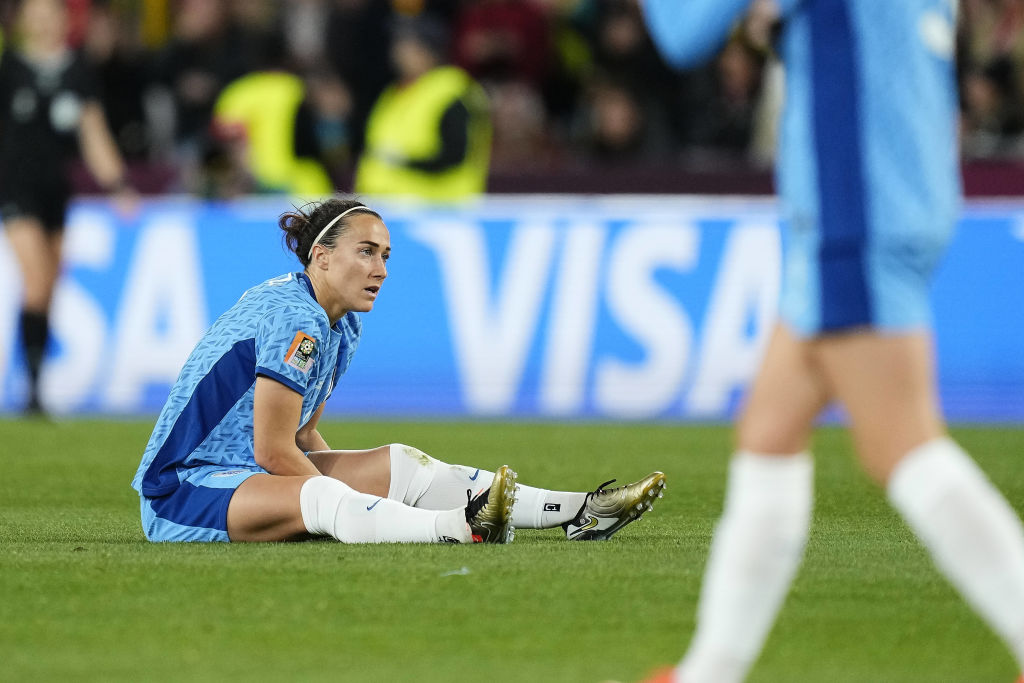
[[387, 443, 440, 506]]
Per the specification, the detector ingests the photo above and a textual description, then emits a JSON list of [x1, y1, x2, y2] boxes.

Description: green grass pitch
[[1, 419, 1022, 682]]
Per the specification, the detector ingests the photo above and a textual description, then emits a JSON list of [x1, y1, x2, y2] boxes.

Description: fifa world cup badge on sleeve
[[284, 332, 317, 373]]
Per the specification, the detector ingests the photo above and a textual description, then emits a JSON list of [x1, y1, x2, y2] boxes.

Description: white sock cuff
[[886, 437, 977, 510], [726, 451, 814, 515], [300, 475, 354, 536], [387, 443, 437, 506]]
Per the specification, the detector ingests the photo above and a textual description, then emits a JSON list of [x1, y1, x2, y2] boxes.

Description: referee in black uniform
[[0, 0, 132, 414]]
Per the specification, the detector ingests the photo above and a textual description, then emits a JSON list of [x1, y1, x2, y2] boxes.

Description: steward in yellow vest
[[214, 70, 333, 196], [355, 17, 491, 202]]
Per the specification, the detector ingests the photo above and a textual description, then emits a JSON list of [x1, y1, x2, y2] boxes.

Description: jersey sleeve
[[253, 308, 324, 395], [641, 0, 754, 68]]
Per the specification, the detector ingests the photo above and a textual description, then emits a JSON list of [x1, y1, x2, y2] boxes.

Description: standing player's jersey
[[132, 273, 361, 498], [643, 0, 960, 331], [643, 0, 960, 234]]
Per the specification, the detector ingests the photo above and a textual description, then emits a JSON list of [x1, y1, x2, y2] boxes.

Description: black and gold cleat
[[563, 472, 667, 541], [465, 464, 518, 543]]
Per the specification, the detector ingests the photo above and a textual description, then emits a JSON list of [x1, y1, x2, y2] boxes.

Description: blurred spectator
[[449, 0, 570, 170], [685, 39, 766, 160], [488, 79, 553, 170], [580, 0, 685, 151], [323, 0, 394, 160], [960, 0, 1024, 75], [64, 0, 91, 47], [354, 13, 491, 201], [960, 58, 1024, 158], [304, 67, 356, 179], [452, 0, 552, 87], [148, 0, 259, 181], [578, 75, 668, 163], [82, 1, 152, 160], [282, 0, 329, 73], [208, 35, 338, 198], [226, 0, 284, 69], [959, 0, 1024, 158], [198, 116, 256, 198]]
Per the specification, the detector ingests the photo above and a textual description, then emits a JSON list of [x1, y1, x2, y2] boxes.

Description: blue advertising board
[[0, 195, 1021, 421]]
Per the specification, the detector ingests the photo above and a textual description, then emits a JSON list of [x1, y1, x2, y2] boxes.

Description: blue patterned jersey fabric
[[132, 272, 361, 497], [643, 0, 960, 333]]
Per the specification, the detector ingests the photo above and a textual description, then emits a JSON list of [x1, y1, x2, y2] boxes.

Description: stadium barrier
[[1, 195, 1021, 421]]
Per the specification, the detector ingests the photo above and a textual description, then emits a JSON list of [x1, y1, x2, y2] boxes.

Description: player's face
[[321, 214, 390, 315]]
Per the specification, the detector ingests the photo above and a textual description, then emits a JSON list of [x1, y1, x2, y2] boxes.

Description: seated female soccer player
[[131, 197, 666, 544]]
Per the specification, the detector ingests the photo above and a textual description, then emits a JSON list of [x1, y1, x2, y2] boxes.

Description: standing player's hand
[[111, 183, 141, 221]]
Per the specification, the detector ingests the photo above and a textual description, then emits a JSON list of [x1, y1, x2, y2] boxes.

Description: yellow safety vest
[[214, 71, 333, 196], [356, 66, 491, 202]]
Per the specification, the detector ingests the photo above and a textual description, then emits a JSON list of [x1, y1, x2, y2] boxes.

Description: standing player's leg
[[4, 214, 61, 413], [818, 330, 1024, 673], [312, 444, 666, 540], [673, 324, 828, 683]]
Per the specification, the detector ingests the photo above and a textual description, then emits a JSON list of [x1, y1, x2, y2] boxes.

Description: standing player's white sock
[[887, 438, 1024, 671], [300, 476, 471, 544], [678, 451, 813, 683], [387, 443, 584, 528]]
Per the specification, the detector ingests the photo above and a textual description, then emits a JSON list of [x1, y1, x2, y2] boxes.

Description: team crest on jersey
[[284, 331, 317, 373]]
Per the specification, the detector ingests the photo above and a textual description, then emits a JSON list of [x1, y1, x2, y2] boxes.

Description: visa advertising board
[[1, 196, 1021, 421]]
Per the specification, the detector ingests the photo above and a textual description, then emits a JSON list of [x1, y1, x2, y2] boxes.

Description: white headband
[[307, 205, 372, 260]]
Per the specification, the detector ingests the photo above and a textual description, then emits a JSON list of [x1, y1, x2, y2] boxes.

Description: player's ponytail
[[279, 198, 381, 267]]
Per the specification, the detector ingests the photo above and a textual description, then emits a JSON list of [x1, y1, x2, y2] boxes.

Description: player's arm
[[253, 376, 322, 477], [295, 402, 331, 454], [640, 0, 757, 68], [77, 101, 130, 193]]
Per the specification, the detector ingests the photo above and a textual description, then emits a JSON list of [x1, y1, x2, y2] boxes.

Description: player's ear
[[311, 244, 328, 269]]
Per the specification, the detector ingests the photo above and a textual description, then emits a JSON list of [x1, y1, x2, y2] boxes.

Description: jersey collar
[[299, 272, 317, 302]]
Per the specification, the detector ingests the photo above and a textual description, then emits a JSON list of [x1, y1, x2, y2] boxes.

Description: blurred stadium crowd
[[3, 0, 1024, 197]]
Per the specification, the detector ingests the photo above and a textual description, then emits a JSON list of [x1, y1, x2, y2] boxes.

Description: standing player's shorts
[[140, 464, 265, 542], [0, 174, 71, 233], [778, 217, 953, 338]]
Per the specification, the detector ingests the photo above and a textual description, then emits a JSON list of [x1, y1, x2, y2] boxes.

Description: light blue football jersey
[[644, 0, 961, 333], [132, 272, 361, 497]]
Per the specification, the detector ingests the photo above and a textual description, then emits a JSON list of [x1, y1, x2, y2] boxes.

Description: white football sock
[[887, 437, 1024, 671], [679, 451, 814, 683], [517, 487, 587, 529], [300, 475, 470, 544], [387, 442, 585, 528]]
